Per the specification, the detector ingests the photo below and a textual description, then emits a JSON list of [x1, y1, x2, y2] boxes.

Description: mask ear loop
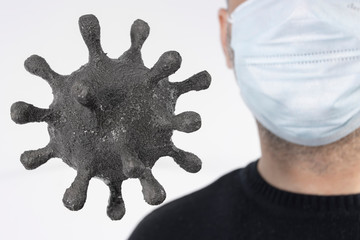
[[225, 11, 235, 69], [227, 14, 234, 24]]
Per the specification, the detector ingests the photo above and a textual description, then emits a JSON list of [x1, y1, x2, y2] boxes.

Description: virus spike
[[172, 111, 201, 133], [24, 55, 61, 86], [78, 14, 104, 61], [10, 101, 53, 124], [173, 70, 212, 96], [119, 19, 150, 64], [121, 147, 145, 178], [130, 19, 150, 50], [63, 169, 92, 211], [139, 168, 166, 205], [168, 145, 202, 173], [20, 144, 55, 170], [148, 51, 182, 85], [71, 80, 96, 108], [107, 181, 125, 221]]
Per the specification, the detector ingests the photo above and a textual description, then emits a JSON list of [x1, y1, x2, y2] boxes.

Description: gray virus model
[[10, 14, 211, 220]]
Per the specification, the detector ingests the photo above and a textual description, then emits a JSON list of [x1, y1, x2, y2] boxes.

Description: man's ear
[[218, 8, 233, 69]]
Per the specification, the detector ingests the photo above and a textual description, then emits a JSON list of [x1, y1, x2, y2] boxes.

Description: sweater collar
[[241, 159, 360, 213]]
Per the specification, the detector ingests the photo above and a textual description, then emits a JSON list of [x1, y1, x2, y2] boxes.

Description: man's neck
[[256, 121, 360, 195]]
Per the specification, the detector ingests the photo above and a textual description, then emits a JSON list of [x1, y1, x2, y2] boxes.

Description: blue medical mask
[[229, 0, 360, 146]]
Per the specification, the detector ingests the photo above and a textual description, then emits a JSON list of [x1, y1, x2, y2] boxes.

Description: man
[[129, 0, 360, 239]]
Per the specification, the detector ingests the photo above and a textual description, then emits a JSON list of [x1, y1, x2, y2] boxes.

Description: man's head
[[217, 0, 360, 156]]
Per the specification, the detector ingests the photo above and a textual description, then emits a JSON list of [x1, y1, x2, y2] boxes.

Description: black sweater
[[129, 160, 360, 240]]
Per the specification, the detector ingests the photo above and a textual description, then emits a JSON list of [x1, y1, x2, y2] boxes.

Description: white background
[[0, 0, 260, 239]]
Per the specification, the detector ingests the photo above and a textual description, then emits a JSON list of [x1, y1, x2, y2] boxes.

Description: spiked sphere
[[10, 14, 211, 220]]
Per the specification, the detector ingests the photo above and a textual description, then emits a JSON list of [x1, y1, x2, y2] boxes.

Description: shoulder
[[128, 168, 246, 240]]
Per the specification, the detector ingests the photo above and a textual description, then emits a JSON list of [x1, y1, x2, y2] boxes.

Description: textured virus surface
[[10, 14, 211, 220]]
